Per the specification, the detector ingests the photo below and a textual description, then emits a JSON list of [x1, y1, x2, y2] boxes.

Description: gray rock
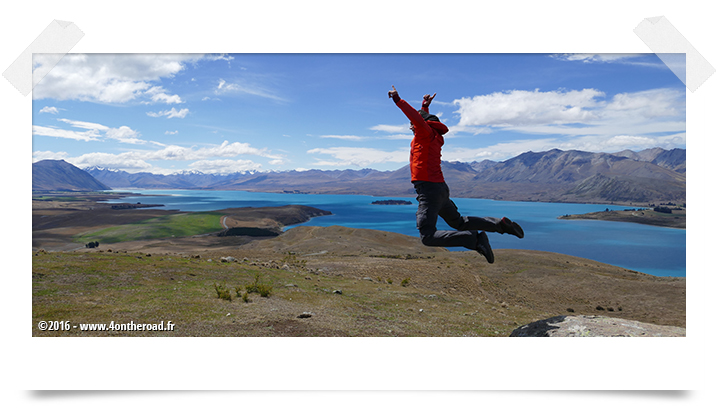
[[510, 315, 685, 337], [220, 256, 236, 263]]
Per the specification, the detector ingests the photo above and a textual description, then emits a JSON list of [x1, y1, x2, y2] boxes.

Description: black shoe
[[500, 217, 524, 238], [476, 231, 494, 264]]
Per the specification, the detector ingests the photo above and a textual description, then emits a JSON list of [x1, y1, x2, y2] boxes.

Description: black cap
[[418, 109, 440, 122]]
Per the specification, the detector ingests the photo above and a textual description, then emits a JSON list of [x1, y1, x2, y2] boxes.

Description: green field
[[75, 212, 224, 244]]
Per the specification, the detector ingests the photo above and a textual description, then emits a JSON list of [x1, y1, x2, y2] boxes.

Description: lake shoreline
[[32, 190, 686, 277], [558, 208, 686, 229]]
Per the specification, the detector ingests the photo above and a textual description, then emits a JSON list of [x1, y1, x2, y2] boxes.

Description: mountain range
[[32, 147, 685, 205], [32, 159, 109, 192]]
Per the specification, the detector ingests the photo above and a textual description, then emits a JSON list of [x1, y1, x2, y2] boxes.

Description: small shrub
[[245, 273, 273, 298], [245, 273, 262, 293], [242, 291, 250, 303], [401, 278, 410, 287], [258, 283, 273, 297], [214, 283, 232, 301]]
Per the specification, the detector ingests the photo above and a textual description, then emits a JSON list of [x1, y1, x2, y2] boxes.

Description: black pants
[[413, 181, 502, 250]]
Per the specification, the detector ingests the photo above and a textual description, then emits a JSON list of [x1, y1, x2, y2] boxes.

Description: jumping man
[[388, 85, 524, 263]]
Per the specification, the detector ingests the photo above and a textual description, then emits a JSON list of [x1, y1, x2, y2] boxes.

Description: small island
[[371, 199, 413, 205], [558, 205, 685, 229]]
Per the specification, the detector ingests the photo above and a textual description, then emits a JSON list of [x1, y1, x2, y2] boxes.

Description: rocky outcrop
[[510, 315, 685, 337]]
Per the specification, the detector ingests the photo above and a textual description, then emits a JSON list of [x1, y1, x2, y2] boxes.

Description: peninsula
[[558, 206, 685, 229]]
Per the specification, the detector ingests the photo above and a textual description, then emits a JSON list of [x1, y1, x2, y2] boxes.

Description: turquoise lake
[[107, 189, 686, 278]]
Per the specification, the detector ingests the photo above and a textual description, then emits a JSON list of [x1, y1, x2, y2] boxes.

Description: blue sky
[[31, 53, 686, 175]]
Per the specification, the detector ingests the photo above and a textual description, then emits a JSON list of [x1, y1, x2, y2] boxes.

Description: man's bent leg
[[414, 181, 477, 250], [438, 196, 503, 233]]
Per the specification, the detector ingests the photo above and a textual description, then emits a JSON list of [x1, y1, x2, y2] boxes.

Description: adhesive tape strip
[[2, 20, 84, 96], [634, 16, 715, 92]]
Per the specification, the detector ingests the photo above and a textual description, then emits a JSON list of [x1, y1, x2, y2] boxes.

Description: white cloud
[[33, 150, 69, 162], [39, 106, 59, 114], [451, 88, 685, 141], [551, 53, 647, 63], [145, 86, 183, 104], [207, 54, 234, 62], [63, 140, 283, 172], [146, 108, 190, 119], [188, 159, 262, 174], [307, 147, 407, 167], [192, 140, 283, 161], [68, 152, 154, 171], [33, 119, 153, 145], [370, 124, 409, 134], [214, 78, 286, 101], [32, 53, 208, 104], [32, 125, 103, 142], [105, 126, 145, 144], [57, 118, 109, 131], [453, 89, 604, 127], [165, 131, 178, 135], [603, 88, 684, 119], [320, 135, 364, 141]]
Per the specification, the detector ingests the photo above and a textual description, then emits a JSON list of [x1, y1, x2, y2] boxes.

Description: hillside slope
[[33, 160, 109, 192], [32, 224, 685, 337]]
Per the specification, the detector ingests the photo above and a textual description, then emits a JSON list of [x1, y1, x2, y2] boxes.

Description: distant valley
[[33, 147, 686, 206]]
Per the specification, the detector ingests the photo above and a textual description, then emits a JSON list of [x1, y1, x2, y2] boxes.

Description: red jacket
[[395, 99, 449, 182]]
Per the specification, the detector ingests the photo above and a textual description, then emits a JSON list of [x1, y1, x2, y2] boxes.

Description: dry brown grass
[[32, 225, 684, 337]]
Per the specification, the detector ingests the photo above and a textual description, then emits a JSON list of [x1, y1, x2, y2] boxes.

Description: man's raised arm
[[388, 86, 430, 134], [421, 93, 436, 113]]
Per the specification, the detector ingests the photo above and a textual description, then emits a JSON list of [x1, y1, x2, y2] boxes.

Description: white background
[[2, 0, 716, 418]]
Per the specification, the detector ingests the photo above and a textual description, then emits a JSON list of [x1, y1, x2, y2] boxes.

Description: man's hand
[[422, 93, 436, 107], [388, 85, 400, 103]]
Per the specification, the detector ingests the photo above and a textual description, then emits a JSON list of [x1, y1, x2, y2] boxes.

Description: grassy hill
[[33, 225, 685, 337]]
